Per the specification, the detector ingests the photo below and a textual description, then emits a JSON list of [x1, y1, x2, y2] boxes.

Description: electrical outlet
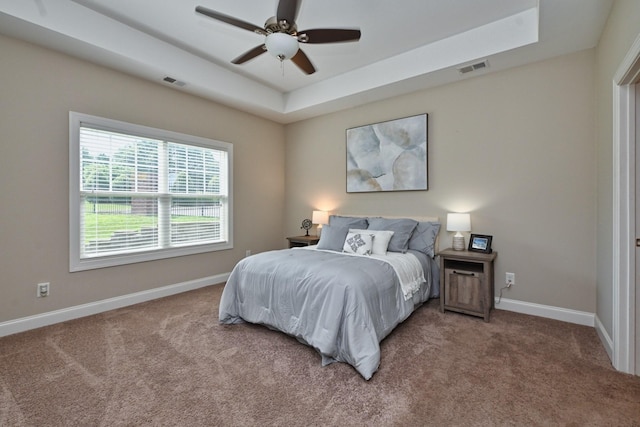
[[505, 272, 515, 287], [37, 282, 50, 298], [245, 250, 252, 257]]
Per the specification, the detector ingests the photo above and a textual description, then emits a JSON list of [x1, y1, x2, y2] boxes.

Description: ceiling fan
[[195, 0, 361, 75]]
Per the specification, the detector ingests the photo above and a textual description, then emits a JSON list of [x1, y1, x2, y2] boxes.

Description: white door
[[614, 41, 640, 376]]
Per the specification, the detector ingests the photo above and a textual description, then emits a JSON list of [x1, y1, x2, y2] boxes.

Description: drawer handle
[[452, 270, 475, 276]]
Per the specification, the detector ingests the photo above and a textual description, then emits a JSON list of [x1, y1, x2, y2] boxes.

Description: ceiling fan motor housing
[[264, 16, 296, 34]]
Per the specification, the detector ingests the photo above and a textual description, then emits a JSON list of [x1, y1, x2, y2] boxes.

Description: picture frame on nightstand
[[468, 234, 493, 253]]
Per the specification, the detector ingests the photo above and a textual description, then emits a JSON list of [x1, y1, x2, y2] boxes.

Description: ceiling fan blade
[[298, 28, 361, 44], [196, 6, 267, 35], [291, 49, 316, 75], [276, 0, 300, 27], [231, 45, 267, 64]]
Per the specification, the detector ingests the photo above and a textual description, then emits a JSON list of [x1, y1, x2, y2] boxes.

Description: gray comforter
[[218, 247, 439, 380]]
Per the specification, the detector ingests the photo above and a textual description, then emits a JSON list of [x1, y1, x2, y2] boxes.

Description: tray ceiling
[[0, 0, 613, 123]]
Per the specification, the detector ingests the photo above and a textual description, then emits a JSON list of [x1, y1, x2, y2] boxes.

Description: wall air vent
[[457, 60, 489, 75], [163, 76, 186, 87]]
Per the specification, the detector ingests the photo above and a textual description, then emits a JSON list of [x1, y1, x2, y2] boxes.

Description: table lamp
[[447, 213, 471, 251], [312, 210, 329, 237]]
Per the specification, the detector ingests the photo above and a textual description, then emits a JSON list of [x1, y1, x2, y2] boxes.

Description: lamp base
[[452, 235, 465, 251]]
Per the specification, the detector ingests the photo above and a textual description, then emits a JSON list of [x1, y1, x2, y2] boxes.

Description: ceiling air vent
[[163, 76, 186, 87], [457, 60, 489, 75]]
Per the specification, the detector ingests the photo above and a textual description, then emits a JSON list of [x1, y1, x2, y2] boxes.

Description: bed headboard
[[338, 214, 441, 255]]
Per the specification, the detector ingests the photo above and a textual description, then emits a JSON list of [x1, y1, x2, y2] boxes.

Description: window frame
[[69, 111, 233, 272]]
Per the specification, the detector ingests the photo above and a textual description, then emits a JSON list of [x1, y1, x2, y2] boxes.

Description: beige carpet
[[1, 284, 639, 426]]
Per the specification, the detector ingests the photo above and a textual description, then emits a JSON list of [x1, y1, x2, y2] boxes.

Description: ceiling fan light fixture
[[265, 32, 299, 61]]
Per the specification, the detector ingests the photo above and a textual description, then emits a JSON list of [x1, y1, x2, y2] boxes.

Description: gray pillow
[[408, 221, 441, 258], [328, 215, 368, 230], [367, 217, 418, 253], [316, 225, 349, 251]]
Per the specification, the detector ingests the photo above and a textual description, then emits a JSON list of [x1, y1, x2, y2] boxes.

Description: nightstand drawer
[[444, 268, 485, 313]]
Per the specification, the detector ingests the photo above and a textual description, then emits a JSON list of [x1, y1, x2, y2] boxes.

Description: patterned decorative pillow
[[349, 229, 394, 255], [342, 232, 374, 255]]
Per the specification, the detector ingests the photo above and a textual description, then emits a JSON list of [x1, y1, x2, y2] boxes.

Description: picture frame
[[468, 234, 493, 253], [346, 113, 428, 193]]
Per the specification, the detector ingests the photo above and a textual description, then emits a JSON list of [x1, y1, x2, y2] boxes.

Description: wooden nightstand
[[439, 248, 497, 322], [286, 235, 320, 248]]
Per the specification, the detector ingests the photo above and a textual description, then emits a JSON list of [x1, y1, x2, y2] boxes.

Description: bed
[[218, 215, 441, 380]]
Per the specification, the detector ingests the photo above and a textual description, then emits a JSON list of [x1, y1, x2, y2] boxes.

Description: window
[[69, 112, 233, 271]]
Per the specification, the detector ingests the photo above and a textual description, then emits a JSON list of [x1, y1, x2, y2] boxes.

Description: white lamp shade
[[446, 213, 471, 232], [265, 33, 299, 60], [447, 212, 470, 250], [312, 210, 329, 225]]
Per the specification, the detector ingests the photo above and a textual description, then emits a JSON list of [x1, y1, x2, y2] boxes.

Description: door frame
[[613, 34, 640, 375]]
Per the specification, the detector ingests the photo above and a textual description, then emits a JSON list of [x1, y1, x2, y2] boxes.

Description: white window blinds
[[70, 112, 232, 271]]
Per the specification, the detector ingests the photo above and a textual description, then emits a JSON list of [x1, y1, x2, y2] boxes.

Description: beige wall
[[594, 0, 640, 337], [0, 34, 285, 323], [5, 5, 635, 326], [285, 50, 597, 312]]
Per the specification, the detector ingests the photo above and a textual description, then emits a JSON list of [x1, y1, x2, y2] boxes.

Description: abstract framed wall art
[[346, 113, 428, 193]]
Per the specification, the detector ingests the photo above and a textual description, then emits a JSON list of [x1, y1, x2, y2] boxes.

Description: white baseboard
[[0, 273, 229, 338], [494, 297, 595, 327], [594, 314, 614, 361], [1, 281, 598, 339]]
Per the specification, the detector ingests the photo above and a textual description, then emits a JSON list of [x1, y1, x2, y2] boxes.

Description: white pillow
[[343, 231, 374, 255], [350, 229, 394, 255]]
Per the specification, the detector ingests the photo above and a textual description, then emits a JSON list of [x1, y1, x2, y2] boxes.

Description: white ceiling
[[0, 0, 613, 123]]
